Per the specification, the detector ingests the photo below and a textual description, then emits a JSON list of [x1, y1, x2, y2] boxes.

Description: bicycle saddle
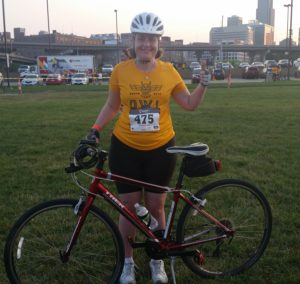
[[166, 142, 209, 156]]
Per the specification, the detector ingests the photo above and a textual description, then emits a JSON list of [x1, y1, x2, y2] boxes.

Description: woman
[[86, 12, 209, 284]]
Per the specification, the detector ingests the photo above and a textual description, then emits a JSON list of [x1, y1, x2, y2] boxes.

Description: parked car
[[46, 74, 64, 85], [19, 71, 33, 78], [213, 68, 225, 80], [239, 62, 250, 68], [293, 58, 300, 68], [221, 62, 234, 70], [71, 73, 89, 85], [263, 60, 277, 67], [251, 62, 264, 68], [101, 64, 114, 76], [278, 59, 289, 68], [191, 67, 201, 83], [21, 74, 43, 86], [242, 66, 259, 79], [17, 65, 30, 74], [189, 61, 201, 70]]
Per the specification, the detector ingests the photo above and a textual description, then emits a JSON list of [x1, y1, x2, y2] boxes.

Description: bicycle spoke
[[176, 179, 272, 278], [5, 199, 124, 284]]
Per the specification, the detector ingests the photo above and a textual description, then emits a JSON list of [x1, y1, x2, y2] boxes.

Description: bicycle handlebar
[[65, 144, 100, 173], [79, 138, 98, 146]]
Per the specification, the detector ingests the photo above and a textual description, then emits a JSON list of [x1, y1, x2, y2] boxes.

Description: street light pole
[[1, 0, 10, 87], [287, 0, 293, 80], [114, 9, 120, 63], [284, 4, 291, 48], [289, 0, 293, 48], [46, 0, 51, 49]]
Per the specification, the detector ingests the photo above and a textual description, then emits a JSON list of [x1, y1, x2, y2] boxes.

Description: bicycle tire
[[4, 199, 124, 284], [176, 179, 272, 278]]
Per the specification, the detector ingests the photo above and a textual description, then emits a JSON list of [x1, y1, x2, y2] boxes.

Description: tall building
[[14, 28, 25, 40], [0, 32, 11, 42], [256, 0, 275, 27], [210, 16, 254, 45], [209, 16, 253, 62], [249, 21, 274, 45]]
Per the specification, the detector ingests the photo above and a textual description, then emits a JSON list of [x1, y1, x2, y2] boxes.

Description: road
[[2, 77, 299, 88], [185, 77, 299, 84]]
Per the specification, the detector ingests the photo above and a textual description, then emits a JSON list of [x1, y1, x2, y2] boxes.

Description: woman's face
[[134, 34, 159, 61]]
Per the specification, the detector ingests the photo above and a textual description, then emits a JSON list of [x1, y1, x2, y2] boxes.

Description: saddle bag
[[182, 155, 218, 177]]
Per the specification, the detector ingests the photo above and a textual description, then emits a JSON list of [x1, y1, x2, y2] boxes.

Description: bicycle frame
[[61, 155, 234, 262]]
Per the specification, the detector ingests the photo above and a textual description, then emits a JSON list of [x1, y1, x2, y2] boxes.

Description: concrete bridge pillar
[[94, 54, 103, 70]]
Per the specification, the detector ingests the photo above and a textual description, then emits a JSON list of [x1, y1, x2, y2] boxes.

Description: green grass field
[[0, 81, 300, 283]]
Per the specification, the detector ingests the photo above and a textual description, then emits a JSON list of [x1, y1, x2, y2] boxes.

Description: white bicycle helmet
[[130, 12, 164, 36]]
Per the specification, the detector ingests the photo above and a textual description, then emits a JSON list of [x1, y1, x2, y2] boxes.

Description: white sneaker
[[149, 259, 168, 283], [119, 262, 136, 284]]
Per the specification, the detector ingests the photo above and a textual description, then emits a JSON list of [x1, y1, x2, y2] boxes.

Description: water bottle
[[134, 203, 158, 231]]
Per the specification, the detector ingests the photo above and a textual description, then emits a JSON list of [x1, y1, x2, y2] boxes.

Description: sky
[[1, 0, 299, 45]]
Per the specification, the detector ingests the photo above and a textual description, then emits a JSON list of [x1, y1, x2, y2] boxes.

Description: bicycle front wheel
[[176, 179, 272, 278], [4, 199, 124, 284]]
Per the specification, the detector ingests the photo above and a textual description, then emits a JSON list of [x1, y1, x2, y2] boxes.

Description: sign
[[37, 55, 94, 75]]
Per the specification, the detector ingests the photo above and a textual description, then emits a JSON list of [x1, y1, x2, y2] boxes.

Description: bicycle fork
[[59, 194, 95, 263]]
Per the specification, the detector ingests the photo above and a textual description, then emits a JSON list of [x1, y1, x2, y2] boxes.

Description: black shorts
[[108, 135, 176, 194]]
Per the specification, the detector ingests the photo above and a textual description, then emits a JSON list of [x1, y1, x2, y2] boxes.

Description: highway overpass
[[0, 52, 35, 64], [1, 41, 300, 64]]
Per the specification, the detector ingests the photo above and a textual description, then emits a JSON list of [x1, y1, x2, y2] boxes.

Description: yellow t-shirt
[[109, 59, 187, 150]]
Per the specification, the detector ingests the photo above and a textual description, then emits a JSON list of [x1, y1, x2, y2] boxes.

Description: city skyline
[[1, 0, 299, 45], [257, 0, 275, 26]]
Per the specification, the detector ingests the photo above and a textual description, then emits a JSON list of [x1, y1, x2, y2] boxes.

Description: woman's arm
[[172, 84, 207, 111], [92, 90, 121, 131]]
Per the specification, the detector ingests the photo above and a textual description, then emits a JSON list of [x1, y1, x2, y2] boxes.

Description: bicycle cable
[[72, 170, 196, 198]]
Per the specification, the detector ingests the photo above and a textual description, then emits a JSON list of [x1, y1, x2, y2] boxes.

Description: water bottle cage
[[140, 214, 151, 228]]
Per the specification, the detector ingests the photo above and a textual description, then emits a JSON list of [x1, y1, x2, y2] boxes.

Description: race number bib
[[129, 108, 160, 132]]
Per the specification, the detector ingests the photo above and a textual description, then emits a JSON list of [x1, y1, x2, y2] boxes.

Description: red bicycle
[[4, 142, 272, 283]]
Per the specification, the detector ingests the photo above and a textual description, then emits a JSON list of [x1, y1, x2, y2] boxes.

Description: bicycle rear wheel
[[176, 179, 272, 278], [4, 199, 124, 284]]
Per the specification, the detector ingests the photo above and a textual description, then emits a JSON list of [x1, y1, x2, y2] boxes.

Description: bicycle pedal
[[195, 251, 205, 265]]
